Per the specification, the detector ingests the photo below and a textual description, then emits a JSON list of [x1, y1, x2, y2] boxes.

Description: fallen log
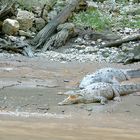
[[99, 34, 140, 48], [78, 29, 121, 41], [31, 0, 87, 50]]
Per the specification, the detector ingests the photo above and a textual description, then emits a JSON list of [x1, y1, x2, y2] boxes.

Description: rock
[[102, 0, 116, 11], [124, 45, 140, 64], [34, 18, 46, 31], [124, 27, 133, 34], [74, 37, 83, 43], [102, 52, 110, 58], [48, 10, 57, 21], [91, 41, 96, 45], [97, 39, 102, 42], [57, 23, 75, 31], [86, 107, 93, 112], [84, 46, 99, 53], [87, 1, 98, 9], [2, 19, 19, 35], [30, 27, 37, 32], [126, 6, 140, 15], [18, 30, 32, 38], [32, 6, 42, 17], [74, 45, 87, 50], [17, 10, 35, 31], [75, 37, 87, 45], [42, 9, 48, 22]]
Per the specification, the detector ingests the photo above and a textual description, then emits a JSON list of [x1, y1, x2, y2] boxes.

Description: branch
[[99, 34, 140, 48]]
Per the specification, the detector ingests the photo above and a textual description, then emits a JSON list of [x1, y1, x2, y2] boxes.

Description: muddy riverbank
[[0, 55, 140, 139]]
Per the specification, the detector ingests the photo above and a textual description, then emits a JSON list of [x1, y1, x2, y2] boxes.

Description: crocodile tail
[[118, 84, 140, 96], [125, 68, 140, 78]]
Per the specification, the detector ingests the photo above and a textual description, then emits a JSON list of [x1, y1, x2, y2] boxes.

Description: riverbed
[[0, 55, 140, 140]]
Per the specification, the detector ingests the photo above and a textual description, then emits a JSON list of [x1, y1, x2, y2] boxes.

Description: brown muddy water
[[0, 56, 140, 140]]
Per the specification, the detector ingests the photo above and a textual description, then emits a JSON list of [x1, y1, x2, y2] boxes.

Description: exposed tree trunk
[[31, 0, 87, 50], [100, 34, 140, 48]]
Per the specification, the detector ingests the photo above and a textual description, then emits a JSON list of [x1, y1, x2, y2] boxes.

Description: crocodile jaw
[[58, 95, 78, 105]]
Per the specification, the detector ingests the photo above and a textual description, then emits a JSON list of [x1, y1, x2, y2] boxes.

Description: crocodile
[[58, 82, 140, 105], [79, 67, 140, 89]]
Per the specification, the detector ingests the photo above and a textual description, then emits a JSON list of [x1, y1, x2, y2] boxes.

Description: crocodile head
[[58, 90, 83, 105], [58, 95, 80, 105]]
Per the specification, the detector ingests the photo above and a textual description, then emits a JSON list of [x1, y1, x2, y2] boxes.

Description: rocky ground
[[0, 0, 140, 63]]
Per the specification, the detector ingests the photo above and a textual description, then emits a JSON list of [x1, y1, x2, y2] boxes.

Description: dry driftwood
[[0, 2, 16, 20], [42, 23, 75, 51], [78, 29, 121, 41], [124, 44, 140, 64], [31, 0, 87, 50], [0, 37, 33, 57], [100, 34, 140, 48]]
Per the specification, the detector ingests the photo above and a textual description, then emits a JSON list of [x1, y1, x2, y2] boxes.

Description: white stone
[[35, 18, 46, 31], [17, 9, 35, 31], [87, 1, 98, 9], [2, 19, 19, 35], [18, 30, 32, 38]]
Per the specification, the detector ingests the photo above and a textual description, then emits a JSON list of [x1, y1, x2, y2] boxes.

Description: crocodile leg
[[112, 77, 120, 84], [112, 87, 121, 102], [93, 96, 108, 105]]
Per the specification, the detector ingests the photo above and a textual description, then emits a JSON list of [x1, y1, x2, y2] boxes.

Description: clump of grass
[[112, 13, 140, 29], [120, 18, 140, 28], [72, 9, 111, 31], [15, 0, 55, 11]]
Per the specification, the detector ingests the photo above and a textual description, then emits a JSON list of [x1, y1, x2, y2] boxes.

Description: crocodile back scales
[[79, 68, 128, 88], [81, 82, 114, 100]]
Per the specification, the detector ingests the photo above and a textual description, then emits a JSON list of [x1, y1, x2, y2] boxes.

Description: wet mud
[[0, 55, 140, 140]]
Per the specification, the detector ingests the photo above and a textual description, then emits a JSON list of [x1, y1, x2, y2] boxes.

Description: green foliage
[[16, 0, 57, 11], [121, 18, 140, 28], [16, 0, 32, 10], [0, 0, 15, 5], [72, 9, 111, 31]]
